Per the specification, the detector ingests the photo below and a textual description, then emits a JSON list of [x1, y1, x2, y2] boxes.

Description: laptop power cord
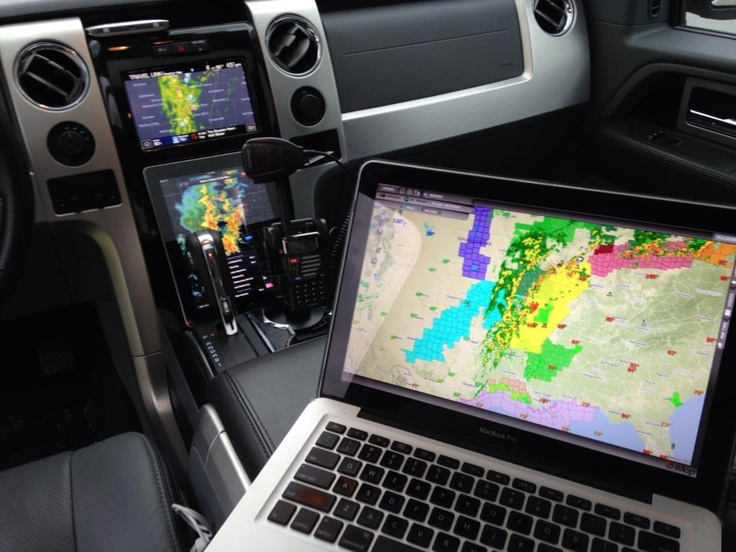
[[172, 503, 213, 552]]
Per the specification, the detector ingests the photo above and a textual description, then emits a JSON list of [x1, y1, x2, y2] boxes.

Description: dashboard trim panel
[[340, 0, 590, 161]]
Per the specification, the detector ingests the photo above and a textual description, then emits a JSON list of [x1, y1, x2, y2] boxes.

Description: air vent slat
[[24, 73, 74, 100], [536, 11, 562, 27], [534, 0, 573, 35], [539, 1, 565, 16], [267, 16, 321, 76], [24, 55, 82, 100], [650, 0, 662, 17], [280, 38, 311, 71], [15, 42, 89, 110]]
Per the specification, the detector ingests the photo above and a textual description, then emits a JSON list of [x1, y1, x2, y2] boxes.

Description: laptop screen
[[322, 160, 736, 511]]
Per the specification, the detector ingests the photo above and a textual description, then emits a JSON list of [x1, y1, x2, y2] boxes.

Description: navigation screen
[[144, 154, 278, 321], [345, 184, 736, 474], [125, 59, 258, 151]]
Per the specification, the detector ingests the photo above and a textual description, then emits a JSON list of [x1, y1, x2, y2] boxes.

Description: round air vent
[[533, 0, 574, 35], [15, 42, 89, 110], [266, 16, 321, 76]]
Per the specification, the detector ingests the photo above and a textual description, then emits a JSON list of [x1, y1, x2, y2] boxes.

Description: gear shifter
[[185, 230, 238, 336]]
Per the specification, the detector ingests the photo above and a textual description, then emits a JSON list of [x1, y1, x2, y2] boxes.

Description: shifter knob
[[185, 230, 238, 336]]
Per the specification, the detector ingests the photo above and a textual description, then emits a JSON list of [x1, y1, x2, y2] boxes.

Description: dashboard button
[[47, 122, 95, 166], [291, 86, 325, 126]]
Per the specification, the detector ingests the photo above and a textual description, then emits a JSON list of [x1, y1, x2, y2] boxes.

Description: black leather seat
[[206, 335, 326, 480], [0, 431, 184, 552]]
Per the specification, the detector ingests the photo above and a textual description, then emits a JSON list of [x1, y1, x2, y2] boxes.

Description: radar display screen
[[124, 58, 259, 151], [144, 153, 279, 323]]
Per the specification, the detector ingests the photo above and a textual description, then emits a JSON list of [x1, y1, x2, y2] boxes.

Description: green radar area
[[124, 60, 258, 151], [159, 74, 204, 135]]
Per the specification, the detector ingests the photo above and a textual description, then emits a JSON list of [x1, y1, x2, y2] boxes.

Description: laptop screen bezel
[[321, 158, 736, 514]]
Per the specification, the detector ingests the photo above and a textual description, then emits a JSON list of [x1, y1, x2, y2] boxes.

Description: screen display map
[[125, 59, 258, 151], [346, 184, 736, 470], [149, 160, 277, 313]]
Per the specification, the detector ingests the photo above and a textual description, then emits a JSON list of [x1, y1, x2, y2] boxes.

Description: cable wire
[[172, 503, 213, 552]]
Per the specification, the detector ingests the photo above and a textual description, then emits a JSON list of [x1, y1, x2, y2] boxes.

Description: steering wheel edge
[[0, 97, 34, 311]]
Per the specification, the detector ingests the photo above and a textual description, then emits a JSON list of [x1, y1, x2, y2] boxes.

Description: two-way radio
[[264, 217, 329, 312], [242, 138, 333, 317]]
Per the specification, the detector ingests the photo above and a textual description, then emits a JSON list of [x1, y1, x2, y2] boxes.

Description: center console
[[86, 14, 333, 381], [72, 7, 345, 525]]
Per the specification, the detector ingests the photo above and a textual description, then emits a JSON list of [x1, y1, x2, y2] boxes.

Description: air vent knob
[[47, 121, 95, 166], [291, 87, 325, 126]]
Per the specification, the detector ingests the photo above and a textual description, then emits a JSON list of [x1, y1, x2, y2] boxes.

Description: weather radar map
[[346, 185, 736, 467], [156, 165, 276, 304], [125, 60, 257, 149], [162, 168, 272, 253]]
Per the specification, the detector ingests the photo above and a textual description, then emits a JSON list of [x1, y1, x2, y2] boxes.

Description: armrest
[[205, 335, 326, 480]]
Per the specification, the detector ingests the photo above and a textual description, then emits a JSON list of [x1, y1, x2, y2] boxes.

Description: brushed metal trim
[[0, 18, 186, 471], [247, 0, 589, 219], [0, 18, 160, 355], [192, 404, 250, 520], [244, 0, 347, 218]]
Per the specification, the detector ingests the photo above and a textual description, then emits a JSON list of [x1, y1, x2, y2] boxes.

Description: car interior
[[0, 0, 736, 550]]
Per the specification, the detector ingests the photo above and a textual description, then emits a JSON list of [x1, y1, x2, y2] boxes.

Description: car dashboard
[[7, 0, 736, 547], [0, 0, 594, 535], [0, 0, 588, 308], [0, 0, 589, 443]]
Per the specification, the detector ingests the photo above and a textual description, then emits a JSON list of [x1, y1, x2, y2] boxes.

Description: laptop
[[207, 159, 736, 551]]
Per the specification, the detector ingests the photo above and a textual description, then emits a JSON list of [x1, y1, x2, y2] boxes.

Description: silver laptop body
[[208, 159, 736, 551]]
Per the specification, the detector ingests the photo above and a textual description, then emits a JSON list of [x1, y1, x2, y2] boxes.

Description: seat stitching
[[222, 372, 275, 454], [134, 433, 183, 552], [66, 452, 79, 552]]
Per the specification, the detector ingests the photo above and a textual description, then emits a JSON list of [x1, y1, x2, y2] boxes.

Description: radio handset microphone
[[241, 137, 308, 236]]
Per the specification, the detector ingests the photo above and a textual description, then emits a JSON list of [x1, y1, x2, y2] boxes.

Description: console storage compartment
[[204, 336, 326, 480]]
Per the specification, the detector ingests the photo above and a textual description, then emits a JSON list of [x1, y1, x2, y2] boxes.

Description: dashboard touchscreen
[[144, 153, 278, 324], [124, 59, 259, 151]]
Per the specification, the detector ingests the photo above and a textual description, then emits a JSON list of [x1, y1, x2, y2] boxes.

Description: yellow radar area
[[510, 257, 592, 354], [189, 183, 245, 255]]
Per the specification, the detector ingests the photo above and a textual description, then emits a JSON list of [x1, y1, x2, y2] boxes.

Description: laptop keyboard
[[266, 422, 683, 552]]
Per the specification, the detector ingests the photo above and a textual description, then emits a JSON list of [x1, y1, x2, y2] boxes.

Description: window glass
[[684, 0, 736, 34]]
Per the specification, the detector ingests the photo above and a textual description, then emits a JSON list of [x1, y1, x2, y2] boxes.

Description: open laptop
[[207, 159, 736, 551]]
